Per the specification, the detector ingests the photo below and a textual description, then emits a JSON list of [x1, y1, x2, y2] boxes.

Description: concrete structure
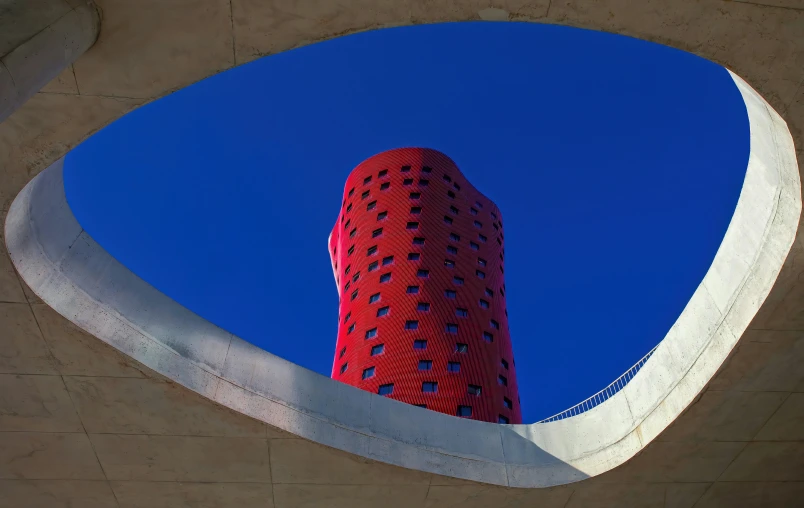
[[0, 1, 802, 507], [329, 148, 521, 424]]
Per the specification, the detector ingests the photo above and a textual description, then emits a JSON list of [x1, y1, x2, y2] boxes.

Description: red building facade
[[328, 148, 521, 424]]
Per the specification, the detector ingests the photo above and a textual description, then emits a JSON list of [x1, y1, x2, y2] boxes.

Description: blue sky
[[64, 22, 748, 422]]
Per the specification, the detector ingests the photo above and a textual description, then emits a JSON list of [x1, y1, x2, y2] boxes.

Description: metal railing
[[536, 344, 659, 423]]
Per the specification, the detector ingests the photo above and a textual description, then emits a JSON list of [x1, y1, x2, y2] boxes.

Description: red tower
[[328, 148, 521, 424]]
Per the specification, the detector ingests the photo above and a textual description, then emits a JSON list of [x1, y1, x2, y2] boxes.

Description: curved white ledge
[[4, 70, 799, 488]]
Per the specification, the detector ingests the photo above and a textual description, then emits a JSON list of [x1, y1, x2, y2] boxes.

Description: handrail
[[537, 344, 659, 423]]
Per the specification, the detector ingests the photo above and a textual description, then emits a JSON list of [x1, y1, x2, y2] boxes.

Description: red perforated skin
[[329, 148, 521, 424]]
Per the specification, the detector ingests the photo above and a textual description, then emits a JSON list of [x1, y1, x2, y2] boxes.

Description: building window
[[380, 182, 390, 190], [468, 384, 481, 396], [407, 285, 420, 294], [367, 200, 377, 211], [422, 382, 438, 393], [453, 276, 464, 285], [363, 176, 372, 185], [479, 299, 489, 309], [475, 201, 483, 208], [343, 281, 350, 292], [369, 293, 380, 304], [352, 272, 360, 282], [470, 207, 478, 216], [413, 339, 427, 350], [478, 258, 487, 267], [449, 233, 460, 242], [407, 253, 420, 261], [376, 306, 389, 317], [378, 384, 394, 396], [491, 319, 500, 330], [503, 397, 512, 409], [367, 245, 377, 256], [411, 206, 422, 214], [405, 320, 419, 330], [419, 179, 429, 186], [417, 269, 429, 278], [470, 242, 479, 250], [443, 215, 453, 225], [501, 359, 509, 370], [378, 169, 388, 178], [447, 246, 458, 255], [371, 344, 384, 356], [450, 205, 459, 215], [372, 228, 383, 238], [479, 234, 488, 243], [457, 405, 472, 417], [362, 366, 375, 379], [344, 219, 351, 230], [343, 312, 351, 324], [497, 237, 503, 246], [498, 375, 508, 386], [422, 166, 432, 173], [348, 245, 355, 256], [415, 404, 427, 408], [447, 361, 460, 373], [474, 220, 482, 229], [339, 346, 347, 358], [443, 174, 452, 183], [368, 261, 378, 272], [453, 182, 461, 191], [417, 302, 430, 312], [445, 323, 458, 334], [347, 323, 355, 334], [365, 328, 377, 339], [445, 289, 456, 299], [379, 272, 391, 283], [485, 288, 494, 297], [340, 363, 348, 374], [350, 289, 358, 301], [348, 187, 355, 197], [412, 237, 425, 245], [410, 192, 421, 199], [491, 211, 498, 219], [377, 211, 387, 221], [403, 178, 413, 186], [418, 360, 432, 370], [406, 221, 419, 230], [447, 190, 456, 199], [444, 259, 455, 268], [476, 270, 485, 279], [346, 203, 352, 212], [455, 343, 468, 353], [498, 415, 509, 424], [483, 332, 494, 343], [401, 165, 411, 172], [349, 228, 357, 238], [361, 190, 370, 200], [456, 308, 468, 317]]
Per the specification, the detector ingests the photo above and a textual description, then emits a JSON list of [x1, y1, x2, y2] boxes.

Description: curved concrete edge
[[3, 69, 799, 488], [0, 0, 100, 123]]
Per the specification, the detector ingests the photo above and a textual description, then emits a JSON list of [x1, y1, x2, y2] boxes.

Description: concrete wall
[[5, 69, 799, 488], [0, 0, 99, 123]]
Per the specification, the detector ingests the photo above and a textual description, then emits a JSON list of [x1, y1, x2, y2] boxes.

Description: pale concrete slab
[[0, 480, 118, 508], [89, 434, 272, 482], [424, 484, 572, 508], [64, 375, 266, 437], [32, 303, 146, 378], [0, 244, 25, 303], [0, 302, 56, 374], [0, 374, 83, 432], [0, 432, 104, 480], [40, 66, 79, 95], [709, 330, 804, 392], [565, 482, 710, 508], [111, 481, 275, 508]]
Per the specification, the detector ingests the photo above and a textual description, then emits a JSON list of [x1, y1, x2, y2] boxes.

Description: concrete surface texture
[[0, 1, 803, 507]]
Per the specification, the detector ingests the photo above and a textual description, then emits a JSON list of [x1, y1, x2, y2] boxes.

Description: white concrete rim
[[4, 68, 800, 488]]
